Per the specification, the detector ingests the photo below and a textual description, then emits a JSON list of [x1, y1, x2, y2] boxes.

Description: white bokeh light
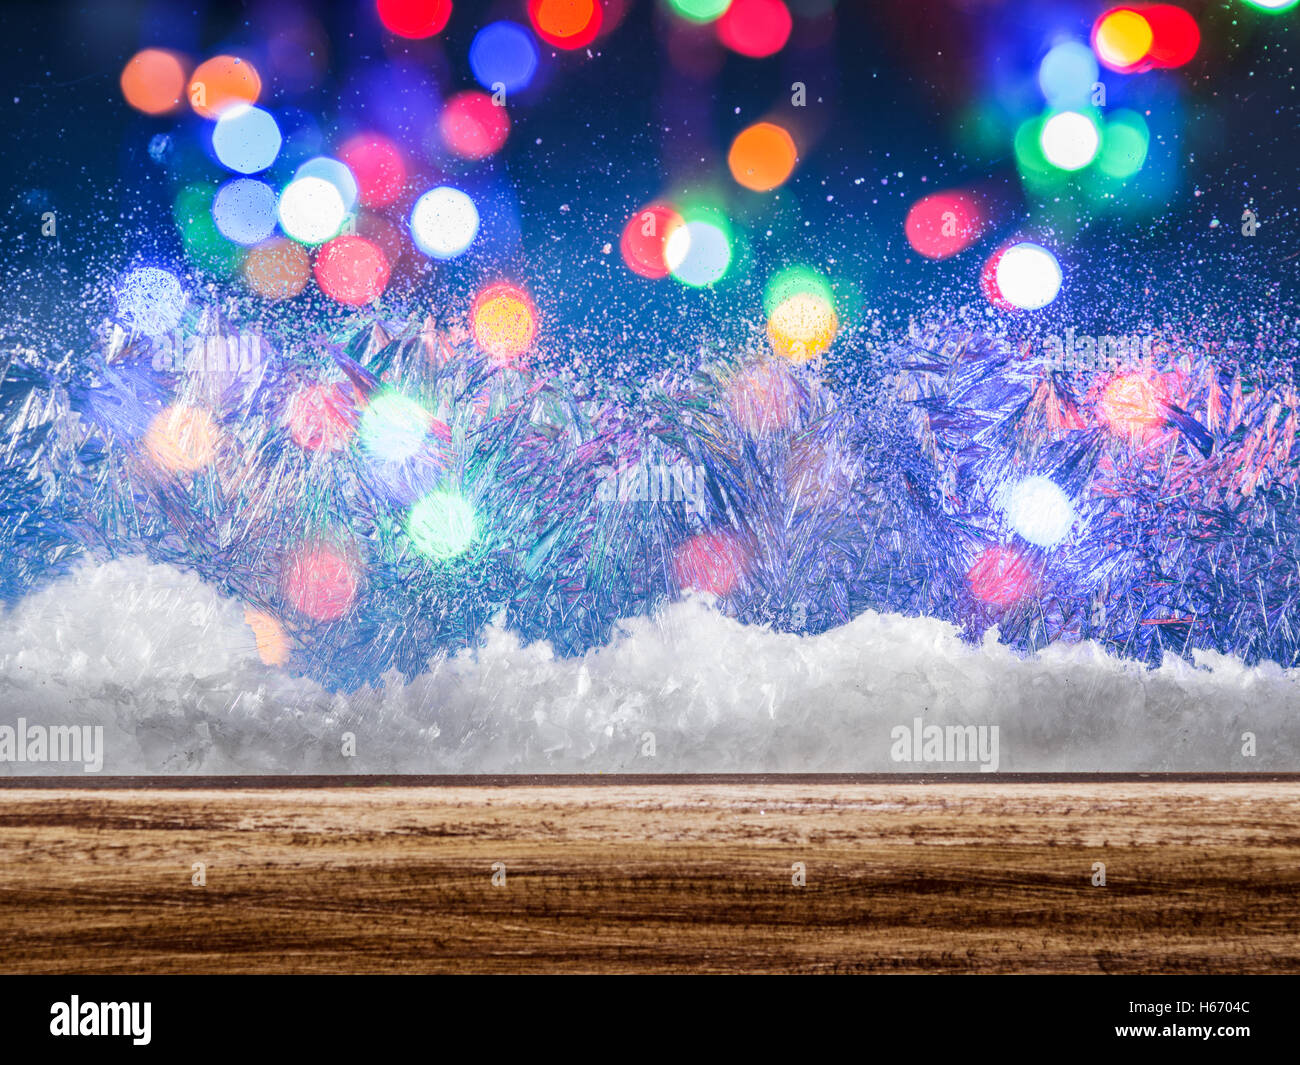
[[409, 187, 480, 259], [277, 176, 347, 246], [995, 242, 1062, 310], [664, 220, 730, 287], [1005, 476, 1076, 548], [1039, 111, 1100, 171]]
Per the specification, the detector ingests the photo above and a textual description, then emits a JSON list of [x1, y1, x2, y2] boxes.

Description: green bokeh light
[[667, 0, 733, 23], [763, 265, 834, 316], [1096, 110, 1150, 180], [174, 184, 243, 277], [406, 490, 477, 561]]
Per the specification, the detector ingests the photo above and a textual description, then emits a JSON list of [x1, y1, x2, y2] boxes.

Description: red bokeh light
[[439, 91, 510, 159], [376, 0, 452, 39], [314, 236, 391, 306], [287, 383, 354, 451], [340, 134, 408, 208], [673, 532, 747, 597], [620, 203, 684, 279], [979, 245, 1015, 311], [528, 0, 602, 50], [967, 547, 1035, 608], [717, 0, 793, 59], [1143, 4, 1200, 69], [904, 191, 984, 260], [282, 544, 359, 621]]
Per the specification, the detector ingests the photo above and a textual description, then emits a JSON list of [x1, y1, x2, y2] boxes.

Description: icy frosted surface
[[0, 556, 1292, 774]]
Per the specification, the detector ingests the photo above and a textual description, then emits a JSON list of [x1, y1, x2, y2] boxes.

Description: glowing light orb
[[243, 238, 311, 299], [116, 267, 187, 336], [1099, 372, 1167, 436], [278, 176, 347, 246], [768, 293, 838, 362], [282, 544, 358, 622], [528, 0, 602, 50], [1243, 0, 1300, 11], [665, 219, 731, 287], [188, 55, 261, 120], [294, 157, 359, 211], [1037, 41, 1099, 109], [243, 607, 290, 666], [669, 0, 732, 22], [360, 391, 436, 464], [340, 134, 407, 208], [717, 0, 792, 58], [727, 121, 797, 191], [120, 49, 187, 115], [993, 242, 1062, 311], [1144, 5, 1200, 68], [144, 404, 219, 474], [1004, 477, 1076, 548], [673, 532, 745, 596], [1092, 8, 1154, 73], [904, 191, 983, 259], [967, 547, 1034, 608], [471, 283, 538, 365], [314, 235, 391, 306], [288, 384, 354, 451], [212, 178, 277, 246], [1096, 110, 1150, 179], [376, 0, 453, 38], [470, 21, 539, 94], [410, 186, 479, 259], [407, 491, 477, 561], [1039, 111, 1100, 171], [439, 91, 510, 159], [620, 203, 684, 279], [212, 104, 281, 174]]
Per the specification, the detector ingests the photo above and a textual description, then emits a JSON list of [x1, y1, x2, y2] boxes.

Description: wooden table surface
[[1, 777, 1297, 974]]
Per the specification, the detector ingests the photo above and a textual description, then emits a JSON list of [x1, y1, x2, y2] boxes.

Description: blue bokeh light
[[469, 21, 539, 95], [212, 178, 278, 245], [211, 104, 282, 174]]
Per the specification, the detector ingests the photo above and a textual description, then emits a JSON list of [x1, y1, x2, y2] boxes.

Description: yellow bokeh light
[[767, 293, 838, 362], [1093, 9, 1153, 72]]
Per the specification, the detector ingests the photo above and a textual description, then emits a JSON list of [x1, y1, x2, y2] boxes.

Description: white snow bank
[[0, 556, 1294, 773]]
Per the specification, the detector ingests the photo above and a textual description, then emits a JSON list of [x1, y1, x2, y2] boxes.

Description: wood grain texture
[[1, 781, 1297, 974]]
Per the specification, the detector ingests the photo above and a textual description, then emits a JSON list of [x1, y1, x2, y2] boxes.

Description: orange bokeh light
[[727, 121, 798, 192], [243, 607, 290, 666], [243, 238, 311, 299], [144, 405, 220, 474], [120, 49, 188, 115], [1098, 371, 1168, 438], [188, 55, 262, 120], [529, 0, 602, 50], [471, 283, 538, 366]]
